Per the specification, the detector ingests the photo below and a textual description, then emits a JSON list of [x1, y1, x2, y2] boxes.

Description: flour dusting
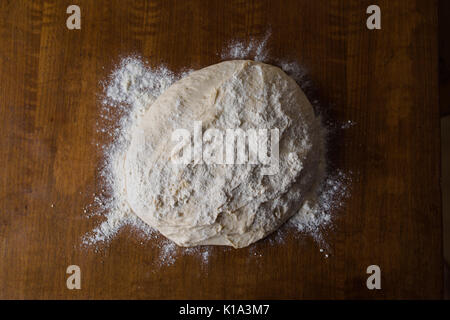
[[82, 58, 187, 248], [221, 30, 271, 62], [82, 34, 352, 265]]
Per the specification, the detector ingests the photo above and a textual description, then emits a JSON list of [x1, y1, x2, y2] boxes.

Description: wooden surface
[[440, 0, 450, 299], [440, 0, 450, 116], [0, 0, 441, 299], [443, 116, 450, 299]]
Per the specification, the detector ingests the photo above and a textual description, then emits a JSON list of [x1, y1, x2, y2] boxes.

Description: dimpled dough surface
[[123, 60, 325, 248]]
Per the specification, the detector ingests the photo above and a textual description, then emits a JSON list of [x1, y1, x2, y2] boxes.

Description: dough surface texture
[[124, 60, 324, 248]]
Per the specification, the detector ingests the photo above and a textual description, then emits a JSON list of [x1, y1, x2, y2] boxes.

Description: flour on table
[[82, 33, 352, 265], [221, 30, 271, 62]]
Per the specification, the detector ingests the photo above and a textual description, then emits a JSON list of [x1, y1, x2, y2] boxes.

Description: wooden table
[[0, 0, 441, 299]]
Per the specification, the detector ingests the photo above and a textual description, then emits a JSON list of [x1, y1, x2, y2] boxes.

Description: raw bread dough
[[123, 60, 325, 248]]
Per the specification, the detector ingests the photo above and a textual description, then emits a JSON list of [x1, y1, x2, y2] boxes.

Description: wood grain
[[0, 0, 441, 299], [439, 0, 450, 116]]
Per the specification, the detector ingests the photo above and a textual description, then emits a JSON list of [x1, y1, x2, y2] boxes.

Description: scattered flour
[[82, 58, 182, 247], [82, 33, 352, 265], [159, 240, 177, 266], [221, 30, 271, 62], [341, 120, 356, 129], [287, 169, 350, 253]]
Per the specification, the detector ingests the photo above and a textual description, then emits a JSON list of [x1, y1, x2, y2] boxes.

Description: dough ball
[[124, 60, 325, 248]]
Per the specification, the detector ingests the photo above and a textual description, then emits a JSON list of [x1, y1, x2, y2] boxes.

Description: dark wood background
[[0, 0, 442, 299]]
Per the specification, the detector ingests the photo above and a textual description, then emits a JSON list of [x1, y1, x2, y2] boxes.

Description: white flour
[[82, 34, 352, 264], [221, 30, 271, 62]]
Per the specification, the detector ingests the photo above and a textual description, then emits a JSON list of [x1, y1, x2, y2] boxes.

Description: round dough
[[124, 60, 325, 248]]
